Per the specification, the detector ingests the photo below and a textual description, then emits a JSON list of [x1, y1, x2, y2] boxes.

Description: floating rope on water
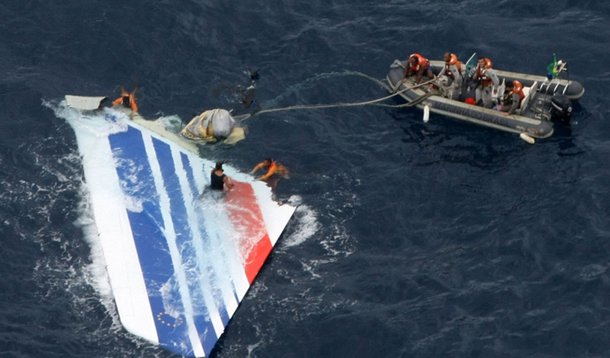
[[233, 72, 437, 121]]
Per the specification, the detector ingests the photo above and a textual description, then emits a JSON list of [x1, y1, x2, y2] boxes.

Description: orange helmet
[[512, 80, 523, 92], [479, 57, 493, 69], [448, 53, 458, 65]]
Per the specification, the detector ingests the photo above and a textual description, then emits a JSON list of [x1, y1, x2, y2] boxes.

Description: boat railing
[[518, 81, 538, 114], [539, 60, 569, 96]]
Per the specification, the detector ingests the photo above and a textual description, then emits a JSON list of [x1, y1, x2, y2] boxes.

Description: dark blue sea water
[[2, 1, 610, 357]]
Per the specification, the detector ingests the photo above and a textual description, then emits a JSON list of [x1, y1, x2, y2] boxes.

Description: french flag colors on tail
[[65, 103, 295, 357]]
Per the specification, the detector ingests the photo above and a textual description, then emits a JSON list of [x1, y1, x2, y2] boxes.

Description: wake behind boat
[[385, 54, 585, 141]]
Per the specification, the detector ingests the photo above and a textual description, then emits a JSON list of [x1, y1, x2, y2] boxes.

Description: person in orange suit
[[112, 86, 139, 113], [404, 52, 434, 84], [251, 158, 289, 187]]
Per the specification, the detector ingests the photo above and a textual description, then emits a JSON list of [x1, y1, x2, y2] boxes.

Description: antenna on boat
[[464, 52, 477, 76]]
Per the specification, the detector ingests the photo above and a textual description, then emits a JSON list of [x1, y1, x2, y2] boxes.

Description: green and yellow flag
[[546, 54, 559, 79]]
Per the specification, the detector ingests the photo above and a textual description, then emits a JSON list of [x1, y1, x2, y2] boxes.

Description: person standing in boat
[[112, 86, 139, 113], [497, 80, 525, 115], [404, 53, 434, 84], [436, 52, 463, 99], [210, 161, 234, 191], [471, 57, 499, 108]]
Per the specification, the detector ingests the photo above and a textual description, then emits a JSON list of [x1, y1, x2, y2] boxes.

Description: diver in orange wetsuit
[[112, 87, 139, 113]]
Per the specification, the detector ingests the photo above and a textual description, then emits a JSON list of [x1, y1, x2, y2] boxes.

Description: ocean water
[[1, 1, 610, 357]]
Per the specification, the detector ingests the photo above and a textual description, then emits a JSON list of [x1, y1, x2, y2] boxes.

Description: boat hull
[[386, 59, 585, 139]]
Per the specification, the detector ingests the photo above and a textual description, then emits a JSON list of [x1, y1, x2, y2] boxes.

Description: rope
[[233, 73, 437, 121], [370, 92, 435, 108]]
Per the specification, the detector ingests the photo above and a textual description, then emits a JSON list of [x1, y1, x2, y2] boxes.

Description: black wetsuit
[[210, 171, 225, 190]]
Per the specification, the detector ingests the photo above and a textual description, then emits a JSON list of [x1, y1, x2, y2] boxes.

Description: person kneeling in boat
[[496, 80, 525, 115], [404, 53, 434, 84], [251, 158, 289, 188], [210, 161, 234, 191], [471, 57, 499, 108], [180, 108, 237, 142], [112, 86, 139, 113], [436, 52, 463, 99]]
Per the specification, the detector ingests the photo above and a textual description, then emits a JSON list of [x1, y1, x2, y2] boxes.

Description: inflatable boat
[[385, 56, 585, 141], [60, 96, 295, 357]]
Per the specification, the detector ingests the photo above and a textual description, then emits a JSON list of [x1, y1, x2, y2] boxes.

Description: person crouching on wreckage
[[179, 108, 245, 144], [112, 86, 139, 113]]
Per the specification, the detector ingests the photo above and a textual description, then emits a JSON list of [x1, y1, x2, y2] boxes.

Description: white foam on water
[[74, 184, 124, 331], [280, 195, 319, 248], [157, 114, 184, 133]]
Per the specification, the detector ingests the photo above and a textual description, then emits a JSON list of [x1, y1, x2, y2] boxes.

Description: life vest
[[257, 160, 288, 181], [112, 91, 138, 112], [476, 67, 492, 87], [408, 53, 430, 72], [263, 161, 278, 178], [444, 53, 462, 79], [511, 80, 525, 106], [474, 57, 494, 87]]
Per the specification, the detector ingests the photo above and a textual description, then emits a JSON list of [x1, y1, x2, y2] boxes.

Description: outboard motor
[[550, 94, 572, 123]]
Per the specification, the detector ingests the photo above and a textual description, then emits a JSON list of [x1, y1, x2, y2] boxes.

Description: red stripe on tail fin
[[225, 181, 272, 284]]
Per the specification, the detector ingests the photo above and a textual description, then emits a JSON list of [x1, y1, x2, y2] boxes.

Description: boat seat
[[518, 81, 538, 114], [493, 79, 506, 102]]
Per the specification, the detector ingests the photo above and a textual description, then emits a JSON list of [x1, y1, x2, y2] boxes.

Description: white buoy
[[519, 132, 535, 144], [423, 105, 430, 123]]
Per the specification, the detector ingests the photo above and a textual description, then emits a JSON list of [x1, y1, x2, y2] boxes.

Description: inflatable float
[[385, 56, 585, 141], [62, 95, 295, 357]]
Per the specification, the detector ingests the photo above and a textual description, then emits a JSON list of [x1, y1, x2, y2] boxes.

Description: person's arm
[[416, 67, 424, 83], [130, 94, 138, 113], [224, 175, 234, 189], [250, 162, 265, 174], [258, 166, 277, 181], [471, 65, 480, 80], [452, 64, 463, 86], [112, 97, 122, 106], [489, 69, 500, 87], [507, 93, 520, 115]]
